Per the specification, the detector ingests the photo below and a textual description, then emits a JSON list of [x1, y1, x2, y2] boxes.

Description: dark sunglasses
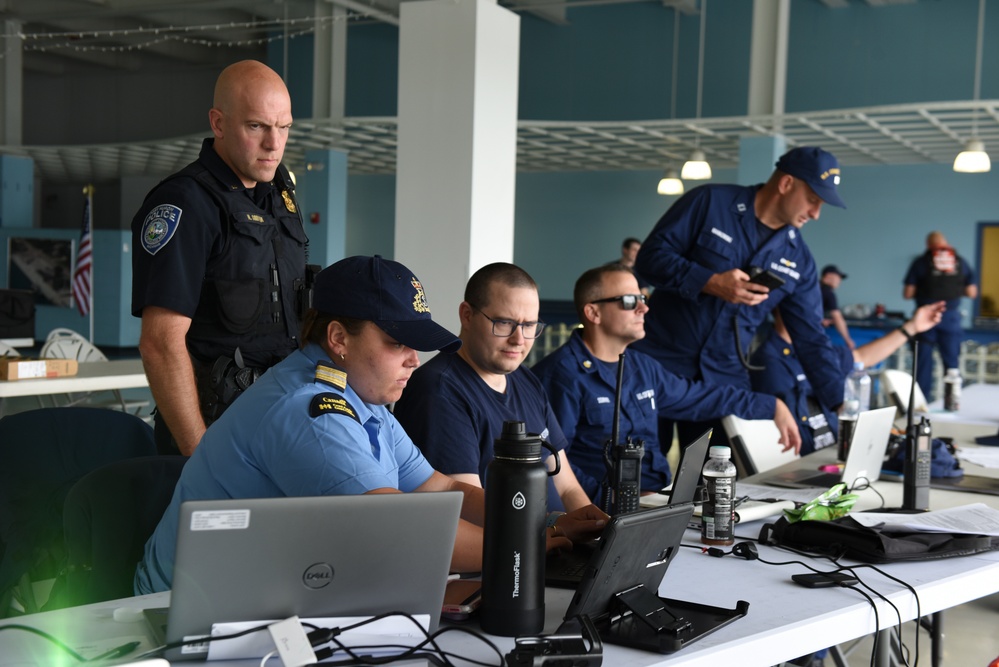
[[590, 294, 647, 310]]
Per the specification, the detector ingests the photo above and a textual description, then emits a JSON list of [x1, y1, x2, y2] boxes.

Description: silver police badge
[[141, 204, 183, 255]]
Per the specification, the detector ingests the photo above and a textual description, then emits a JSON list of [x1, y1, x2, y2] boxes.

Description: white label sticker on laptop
[[190, 509, 251, 531]]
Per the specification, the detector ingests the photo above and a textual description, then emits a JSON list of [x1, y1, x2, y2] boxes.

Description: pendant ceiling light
[[954, 0, 991, 173], [657, 11, 685, 195], [682, 0, 711, 180], [657, 169, 685, 195]]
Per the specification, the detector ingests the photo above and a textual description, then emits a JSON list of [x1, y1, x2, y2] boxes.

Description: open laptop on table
[[155, 492, 462, 661], [756, 406, 896, 489], [546, 429, 711, 588]]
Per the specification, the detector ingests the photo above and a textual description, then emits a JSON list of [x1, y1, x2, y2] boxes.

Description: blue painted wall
[[787, 0, 999, 110]]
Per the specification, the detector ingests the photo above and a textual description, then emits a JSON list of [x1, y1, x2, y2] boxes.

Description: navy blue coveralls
[[633, 183, 844, 449], [750, 329, 854, 455]]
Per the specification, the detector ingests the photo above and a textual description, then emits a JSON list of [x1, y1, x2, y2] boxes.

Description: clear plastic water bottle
[[943, 368, 962, 412], [701, 445, 736, 546], [480, 421, 547, 637], [838, 361, 871, 459]]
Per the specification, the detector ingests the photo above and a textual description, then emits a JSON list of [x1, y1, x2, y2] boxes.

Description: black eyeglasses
[[472, 307, 546, 339], [590, 294, 648, 310]]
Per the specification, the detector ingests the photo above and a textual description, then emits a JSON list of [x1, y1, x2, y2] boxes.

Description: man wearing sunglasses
[[394, 263, 606, 528], [532, 264, 800, 500]]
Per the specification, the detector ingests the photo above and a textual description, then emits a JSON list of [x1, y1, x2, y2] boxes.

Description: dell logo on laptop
[[303, 563, 334, 589]]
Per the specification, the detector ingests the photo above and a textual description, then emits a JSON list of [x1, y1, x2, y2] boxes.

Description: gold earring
[[340, 354, 345, 361]]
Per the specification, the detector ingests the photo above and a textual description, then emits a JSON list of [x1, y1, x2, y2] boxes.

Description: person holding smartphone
[[633, 146, 850, 452]]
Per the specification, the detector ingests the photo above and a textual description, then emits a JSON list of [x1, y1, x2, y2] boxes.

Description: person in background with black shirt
[[903, 231, 977, 400]]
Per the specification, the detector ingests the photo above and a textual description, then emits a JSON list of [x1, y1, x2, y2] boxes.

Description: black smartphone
[[748, 268, 786, 290], [791, 572, 859, 588], [441, 580, 482, 621]]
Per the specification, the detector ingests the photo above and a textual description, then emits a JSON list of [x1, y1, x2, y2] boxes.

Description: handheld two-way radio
[[603, 353, 643, 516], [902, 339, 931, 511]]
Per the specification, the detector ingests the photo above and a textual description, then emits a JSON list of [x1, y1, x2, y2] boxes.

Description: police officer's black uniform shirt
[[130, 138, 308, 369]]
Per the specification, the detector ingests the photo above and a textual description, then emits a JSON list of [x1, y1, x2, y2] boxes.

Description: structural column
[[394, 0, 520, 334], [747, 0, 789, 118], [741, 0, 790, 186], [301, 149, 349, 269], [0, 20, 22, 146]]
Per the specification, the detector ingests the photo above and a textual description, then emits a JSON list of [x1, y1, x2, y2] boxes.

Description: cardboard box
[[0, 358, 78, 381]]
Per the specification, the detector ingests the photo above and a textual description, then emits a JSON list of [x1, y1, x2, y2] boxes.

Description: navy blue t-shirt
[[393, 353, 568, 512]]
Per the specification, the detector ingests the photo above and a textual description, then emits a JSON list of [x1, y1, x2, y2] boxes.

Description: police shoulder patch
[[141, 204, 183, 255], [310, 392, 361, 423]]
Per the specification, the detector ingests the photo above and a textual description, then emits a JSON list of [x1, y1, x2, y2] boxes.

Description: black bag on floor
[[760, 514, 999, 563]]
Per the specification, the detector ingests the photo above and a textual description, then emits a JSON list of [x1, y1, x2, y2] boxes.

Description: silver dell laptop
[[161, 492, 462, 661]]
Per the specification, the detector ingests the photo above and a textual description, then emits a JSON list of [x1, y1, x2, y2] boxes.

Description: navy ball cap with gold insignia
[[313, 255, 461, 353], [775, 146, 846, 209]]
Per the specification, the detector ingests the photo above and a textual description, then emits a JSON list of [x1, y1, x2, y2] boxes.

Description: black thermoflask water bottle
[[480, 421, 549, 636]]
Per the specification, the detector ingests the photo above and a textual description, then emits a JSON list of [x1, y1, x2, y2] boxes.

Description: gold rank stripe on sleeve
[[309, 393, 361, 423], [315, 361, 347, 390]]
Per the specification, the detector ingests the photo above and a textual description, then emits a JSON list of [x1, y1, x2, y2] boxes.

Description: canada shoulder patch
[[310, 393, 361, 423]]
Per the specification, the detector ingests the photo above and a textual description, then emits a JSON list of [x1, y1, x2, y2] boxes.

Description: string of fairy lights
[[0, 11, 375, 56]]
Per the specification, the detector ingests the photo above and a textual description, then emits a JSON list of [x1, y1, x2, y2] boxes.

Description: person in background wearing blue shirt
[[532, 263, 800, 501], [135, 256, 605, 595], [633, 146, 849, 452], [394, 263, 608, 529], [903, 231, 978, 400], [820, 265, 855, 350], [751, 302, 944, 455]]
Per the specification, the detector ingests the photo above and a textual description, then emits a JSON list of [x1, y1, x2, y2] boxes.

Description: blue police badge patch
[[141, 204, 182, 255]]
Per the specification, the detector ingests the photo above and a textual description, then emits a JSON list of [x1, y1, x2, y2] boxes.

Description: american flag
[[72, 193, 93, 317]]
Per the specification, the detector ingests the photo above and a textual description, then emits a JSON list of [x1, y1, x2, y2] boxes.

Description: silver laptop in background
[[758, 406, 896, 489], [162, 492, 462, 661]]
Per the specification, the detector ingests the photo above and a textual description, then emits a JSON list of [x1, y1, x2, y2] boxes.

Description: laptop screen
[[164, 492, 462, 661]]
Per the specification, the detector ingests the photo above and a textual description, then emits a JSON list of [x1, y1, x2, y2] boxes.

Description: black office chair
[[0, 407, 155, 617], [50, 456, 186, 609]]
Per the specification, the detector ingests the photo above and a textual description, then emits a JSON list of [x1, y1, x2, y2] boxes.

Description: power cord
[[691, 537, 922, 667], [303, 612, 504, 667], [848, 476, 887, 508]]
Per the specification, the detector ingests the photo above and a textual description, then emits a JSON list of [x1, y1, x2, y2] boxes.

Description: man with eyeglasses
[[532, 264, 799, 500], [394, 263, 604, 521], [633, 146, 849, 451]]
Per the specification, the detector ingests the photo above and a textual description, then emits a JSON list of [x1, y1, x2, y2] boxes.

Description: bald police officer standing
[[131, 60, 310, 456]]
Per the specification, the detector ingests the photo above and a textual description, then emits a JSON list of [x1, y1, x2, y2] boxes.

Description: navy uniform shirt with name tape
[[633, 183, 843, 410], [532, 330, 776, 497], [750, 329, 854, 455]]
